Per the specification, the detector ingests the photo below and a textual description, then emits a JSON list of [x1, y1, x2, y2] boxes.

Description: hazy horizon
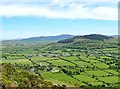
[[1, 0, 118, 40], [1, 33, 118, 41]]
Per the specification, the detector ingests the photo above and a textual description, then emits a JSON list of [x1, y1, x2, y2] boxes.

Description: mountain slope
[[1, 63, 67, 89], [1, 63, 51, 88], [2, 34, 74, 47], [111, 35, 120, 38], [74, 34, 113, 41], [21, 34, 74, 42], [58, 34, 113, 43]]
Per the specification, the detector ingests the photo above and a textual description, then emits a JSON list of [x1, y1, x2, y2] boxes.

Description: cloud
[[0, 2, 118, 20], [0, 0, 119, 3], [79, 0, 119, 3]]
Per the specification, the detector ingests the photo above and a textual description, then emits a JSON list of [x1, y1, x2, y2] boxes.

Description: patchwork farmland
[[1, 34, 119, 89]]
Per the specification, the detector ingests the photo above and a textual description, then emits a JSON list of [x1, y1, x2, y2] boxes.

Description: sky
[[0, 0, 119, 40]]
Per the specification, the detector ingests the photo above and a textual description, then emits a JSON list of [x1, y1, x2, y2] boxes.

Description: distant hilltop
[[21, 34, 74, 42], [2, 34, 119, 42], [58, 34, 115, 43], [73, 34, 113, 41]]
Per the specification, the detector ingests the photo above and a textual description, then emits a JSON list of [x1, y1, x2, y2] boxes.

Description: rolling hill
[[21, 34, 74, 42], [2, 34, 74, 47], [58, 34, 114, 43]]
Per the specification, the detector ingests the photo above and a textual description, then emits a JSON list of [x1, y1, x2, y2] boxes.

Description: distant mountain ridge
[[21, 34, 74, 42], [2, 34, 118, 43], [74, 34, 113, 41], [111, 35, 120, 38], [58, 34, 113, 43]]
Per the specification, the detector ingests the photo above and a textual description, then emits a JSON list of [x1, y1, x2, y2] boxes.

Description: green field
[[74, 75, 97, 82], [98, 76, 119, 83], [86, 70, 109, 77], [40, 72, 85, 86], [1, 37, 119, 89], [48, 60, 75, 66]]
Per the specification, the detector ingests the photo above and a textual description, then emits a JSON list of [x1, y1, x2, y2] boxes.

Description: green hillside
[[58, 34, 114, 43], [1, 63, 69, 89]]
